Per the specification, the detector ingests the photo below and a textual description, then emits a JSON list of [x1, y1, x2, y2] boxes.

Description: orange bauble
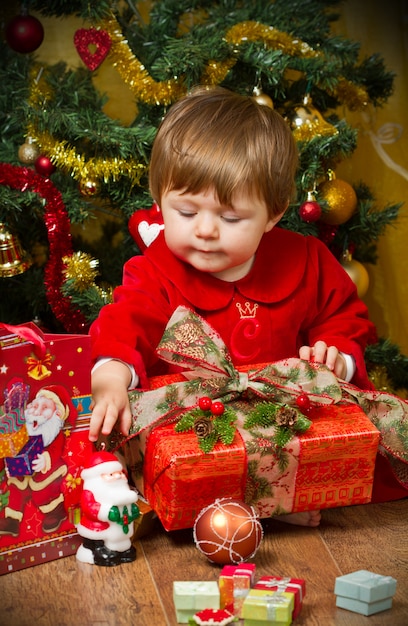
[[193, 498, 263, 565]]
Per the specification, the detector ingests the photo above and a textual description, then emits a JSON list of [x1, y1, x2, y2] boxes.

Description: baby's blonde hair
[[149, 86, 298, 218]]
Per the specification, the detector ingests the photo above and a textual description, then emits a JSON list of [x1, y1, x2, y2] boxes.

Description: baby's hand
[[299, 340, 347, 379], [89, 361, 132, 442]]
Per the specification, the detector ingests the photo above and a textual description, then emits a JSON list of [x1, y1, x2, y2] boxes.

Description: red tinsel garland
[[0, 163, 88, 333]]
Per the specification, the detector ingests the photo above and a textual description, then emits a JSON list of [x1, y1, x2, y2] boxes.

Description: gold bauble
[[18, 138, 39, 164], [341, 252, 369, 298], [318, 173, 358, 225], [252, 86, 274, 108]]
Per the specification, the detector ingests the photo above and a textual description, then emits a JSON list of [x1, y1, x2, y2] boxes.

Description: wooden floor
[[1, 499, 408, 626]]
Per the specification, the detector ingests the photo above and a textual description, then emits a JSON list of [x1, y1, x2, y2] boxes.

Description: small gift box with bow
[[242, 588, 294, 625], [254, 576, 306, 619], [334, 569, 397, 616], [219, 563, 256, 617], [173, 581, 220, 624]]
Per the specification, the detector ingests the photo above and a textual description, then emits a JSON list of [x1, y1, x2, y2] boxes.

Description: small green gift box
[[173, 581, 220, 623], [334, 569, 397, 616], [242, 588, 294, 625]]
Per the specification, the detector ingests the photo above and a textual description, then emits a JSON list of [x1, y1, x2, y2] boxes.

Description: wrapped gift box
[[5, 435, 43, 477], [123, 402, 379, 532], [173, 581, 220, 624], [242, 588, 294, 625], [219, 563, 256, 616], [0, 412, 28, 458], [117, 308, 382, 532], [334, 570, 397, 616], [254, 576, 305, 619]]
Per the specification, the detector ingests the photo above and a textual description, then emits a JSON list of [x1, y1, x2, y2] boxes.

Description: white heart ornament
[[138, 221, 164, 247]]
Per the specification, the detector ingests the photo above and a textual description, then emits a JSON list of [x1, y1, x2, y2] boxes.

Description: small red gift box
[[254, 576, 306, 619], [5, 435, 43, 477], [220, 564, 256, 616]]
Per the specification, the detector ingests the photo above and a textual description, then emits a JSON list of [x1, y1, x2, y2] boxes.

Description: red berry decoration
[[6, 14, 44, 54], [35, 155, 56, 177], [299, 191, 322, 222], [211, 401, 225, 416], [198, 396, 212, 411], [296, 393, 311, 412]]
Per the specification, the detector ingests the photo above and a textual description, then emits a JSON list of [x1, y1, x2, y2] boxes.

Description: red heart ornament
[[128, 203, 164, 252], [74, 28, 111, 71]]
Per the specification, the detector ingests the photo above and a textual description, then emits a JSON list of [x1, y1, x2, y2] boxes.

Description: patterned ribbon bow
[[122, 306, 408, 488], [126, 306, 342, 434]]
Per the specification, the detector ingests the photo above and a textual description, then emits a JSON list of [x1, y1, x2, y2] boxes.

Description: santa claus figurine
[[76, 450, 140, 566]]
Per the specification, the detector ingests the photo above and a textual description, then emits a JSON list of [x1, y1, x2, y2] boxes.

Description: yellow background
[[2, 1, 407, 354]]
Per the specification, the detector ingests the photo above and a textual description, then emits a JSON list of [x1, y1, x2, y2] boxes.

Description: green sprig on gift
[[175, 396, 237, 453], [244, 401, 312, 447]]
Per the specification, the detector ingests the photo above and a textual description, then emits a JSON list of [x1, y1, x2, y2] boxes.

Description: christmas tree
[[1, 0, 407, 392]]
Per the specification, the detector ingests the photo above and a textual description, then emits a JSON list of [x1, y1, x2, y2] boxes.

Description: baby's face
[[160, 187, 280, 282]]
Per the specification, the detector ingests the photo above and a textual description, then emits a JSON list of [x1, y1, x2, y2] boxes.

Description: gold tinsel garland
[[99, 14, 369, 109], [26, 66, 146, 186], [25, 14, 369, 187]]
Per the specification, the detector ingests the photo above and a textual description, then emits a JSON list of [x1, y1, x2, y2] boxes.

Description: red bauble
[[299, 191, 322, 223], [193, 498, 263, 565], [6, 15, 44, 54], [35, 155, 56, 177]]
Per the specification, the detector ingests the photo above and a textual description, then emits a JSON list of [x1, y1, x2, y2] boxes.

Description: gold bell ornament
[[286, 94, 338, 141], [341, 249, 369, 298], [0, 223, 32, 277], [318, 169, 358, 225]]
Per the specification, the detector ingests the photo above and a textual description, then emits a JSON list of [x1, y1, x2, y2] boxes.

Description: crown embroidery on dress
[[236, 301, 258, 319]]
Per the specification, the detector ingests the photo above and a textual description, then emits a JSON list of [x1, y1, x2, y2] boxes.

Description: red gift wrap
[[124, 400, 379, 532], [254, 575, 306, 619], [140, 425, 247, 531]]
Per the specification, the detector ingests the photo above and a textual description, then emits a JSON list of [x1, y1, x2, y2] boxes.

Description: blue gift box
[[5, 435, 44, 477], [334, 569, 397, 616]]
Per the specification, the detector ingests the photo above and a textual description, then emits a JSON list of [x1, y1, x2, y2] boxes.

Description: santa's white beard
[[86, 476, 137, 507], [26, 411, 62, 446]]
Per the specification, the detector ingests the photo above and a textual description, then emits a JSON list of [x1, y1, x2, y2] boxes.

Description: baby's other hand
[[299, 340, 347, 379]]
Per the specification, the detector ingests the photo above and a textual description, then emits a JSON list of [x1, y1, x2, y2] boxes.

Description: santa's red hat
[[81, 450, 124, 481], [35, 384, 77, 427]]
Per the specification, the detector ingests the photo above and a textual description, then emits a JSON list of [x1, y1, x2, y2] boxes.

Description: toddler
[[89, 86, 376, 525]]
